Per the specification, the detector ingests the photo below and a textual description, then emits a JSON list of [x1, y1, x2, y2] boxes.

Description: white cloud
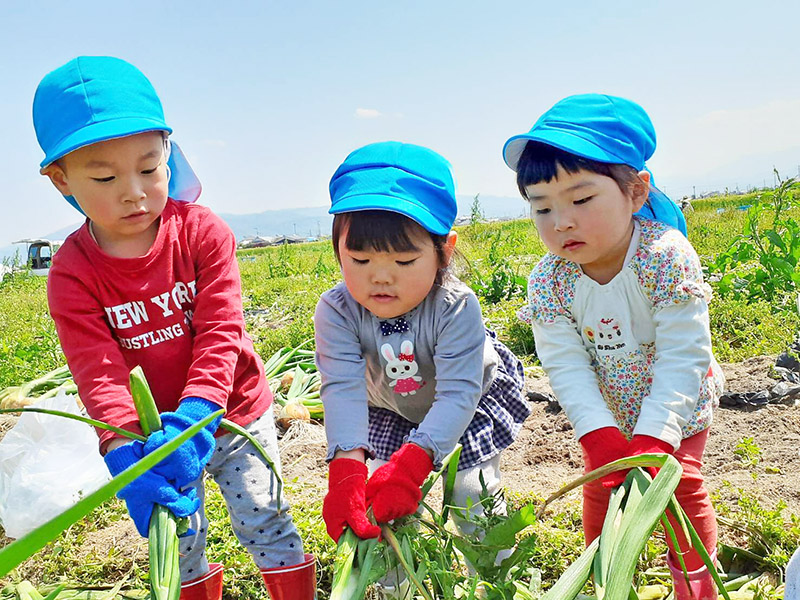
[[355, 108, 383, 119]]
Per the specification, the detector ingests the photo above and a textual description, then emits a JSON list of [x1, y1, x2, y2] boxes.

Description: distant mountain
[[1, 194, 527, 260], [219, 194, 528, 240], [218, 205, 330, 240]]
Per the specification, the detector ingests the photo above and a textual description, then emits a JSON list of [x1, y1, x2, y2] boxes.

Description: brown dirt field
[[277, 355, 800, 519], [499, 356, 800, 516]]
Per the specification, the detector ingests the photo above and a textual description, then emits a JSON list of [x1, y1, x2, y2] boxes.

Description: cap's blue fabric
[[33, 56, 172, 168], [329, 142, 457, 235], [503, 94, 686, 235], [33, 56, 201, 213], [165, 141, 202, 204]]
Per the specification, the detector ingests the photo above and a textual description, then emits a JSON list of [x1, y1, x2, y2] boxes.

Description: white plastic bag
[[0, 390, 110, 538]]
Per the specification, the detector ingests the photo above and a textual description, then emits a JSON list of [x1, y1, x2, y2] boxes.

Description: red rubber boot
[[260, 554, 317, 600], [180, 563, 223, 600], [667, 552, 719, 600]]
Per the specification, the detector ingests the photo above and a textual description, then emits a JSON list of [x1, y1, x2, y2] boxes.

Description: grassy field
[[1, 191, 799, 598], [2, 192, 799, 392]]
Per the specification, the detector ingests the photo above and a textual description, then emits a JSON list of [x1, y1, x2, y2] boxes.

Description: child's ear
[[442, 231, 458, 266], [42, 163, 72, 197], [631, 171, 651, 211]]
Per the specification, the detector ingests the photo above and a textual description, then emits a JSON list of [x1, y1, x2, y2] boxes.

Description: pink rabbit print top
[[381, 340, 427, 396]]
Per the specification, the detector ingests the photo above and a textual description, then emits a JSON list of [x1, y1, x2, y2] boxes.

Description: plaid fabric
[[368, 329, 531, 470]]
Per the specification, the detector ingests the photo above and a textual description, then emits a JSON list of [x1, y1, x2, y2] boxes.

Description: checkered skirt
[[368, 329, 531, 470]]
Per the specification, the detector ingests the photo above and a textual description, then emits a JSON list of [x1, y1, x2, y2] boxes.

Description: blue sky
[[4, 1, 800, 248]]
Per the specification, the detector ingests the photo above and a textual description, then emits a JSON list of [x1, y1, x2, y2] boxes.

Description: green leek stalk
[[129, 366, 183, 600]]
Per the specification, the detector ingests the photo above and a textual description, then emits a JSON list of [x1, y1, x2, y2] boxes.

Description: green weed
[[713, 483, 800, 573], [706, 175, 800, 311], [709, 295, 798, 362], [0, 273, 63, 389], [733, 437, 763, 470]]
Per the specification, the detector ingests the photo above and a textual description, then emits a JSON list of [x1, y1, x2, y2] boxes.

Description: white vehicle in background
[[12, 239, 63, 276]]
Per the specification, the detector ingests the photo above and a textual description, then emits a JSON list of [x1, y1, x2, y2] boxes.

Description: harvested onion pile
[[264, 343, 323, 428]]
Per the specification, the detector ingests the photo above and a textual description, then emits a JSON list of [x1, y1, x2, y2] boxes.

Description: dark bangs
[[333, 210, 425, 258], [331, 210, 449, 272], [516, 141, 639, 200]]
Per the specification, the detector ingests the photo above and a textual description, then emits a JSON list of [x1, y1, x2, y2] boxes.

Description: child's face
[[525, 165, 648, 283], [338, 225, 456, 319], [44, 131, 169, 252]]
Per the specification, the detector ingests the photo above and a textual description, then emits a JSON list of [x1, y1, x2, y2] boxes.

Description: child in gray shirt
[[315, 142, 531, 563]]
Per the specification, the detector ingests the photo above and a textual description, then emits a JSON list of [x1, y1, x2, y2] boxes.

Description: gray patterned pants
[[178, 406, 305, 581]]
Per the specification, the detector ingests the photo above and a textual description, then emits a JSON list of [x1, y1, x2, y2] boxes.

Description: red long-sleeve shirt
[[47, 199, 271, 448]]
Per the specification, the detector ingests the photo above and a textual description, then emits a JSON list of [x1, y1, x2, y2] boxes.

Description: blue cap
[[32, 56, 202, 213], [503, 94, 686, 235], [33, 56, 172, 169], [502, 94, 657, 172], [329, 142, 457, 235]]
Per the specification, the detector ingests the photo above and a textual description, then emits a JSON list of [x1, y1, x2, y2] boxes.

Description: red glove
[[322, 458, 381, 543], [627, 434, 674, 480], [580, 427, 631, 489], [366, 443, 434, 523]]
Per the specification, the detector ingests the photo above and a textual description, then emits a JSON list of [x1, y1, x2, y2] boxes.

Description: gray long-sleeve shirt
[[314, 278, 499, 465]]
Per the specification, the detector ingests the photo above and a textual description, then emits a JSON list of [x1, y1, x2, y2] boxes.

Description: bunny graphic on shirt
[[381, 340, 425, 396]]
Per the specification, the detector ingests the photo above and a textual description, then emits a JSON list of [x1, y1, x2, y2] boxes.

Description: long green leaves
[[129, 367, 161, 436], [541, 538, 600, 600], [325, 450, 731, 600], [0, 407, 146, 442], [0, 409, 222, 576], [148, 503, 182, 600], [541, 455, 730, 600], [542, 463, 674, 600], [604, 466, 681, 598], [0, 365, 283, 600], [329, 447, 463, 600], [129, 367, 181, 600], [536, 453, 674, 519]]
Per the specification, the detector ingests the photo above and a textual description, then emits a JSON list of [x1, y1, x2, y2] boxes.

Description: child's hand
[[626, 434, 674, 480], [322, 458, 381, 542], [142, 397, 222, 488], [365, 443, 433, 523], [580, 427, 631, 489], [104, 440, 201, 537]]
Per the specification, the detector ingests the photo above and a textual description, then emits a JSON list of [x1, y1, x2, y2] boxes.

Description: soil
[[2, 355, 798, 582], [276, 355, 800, 517], [502, 355, 800, 517]]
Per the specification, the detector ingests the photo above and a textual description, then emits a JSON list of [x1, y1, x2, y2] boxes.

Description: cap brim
[[329, 193, 451, 235], [502, 129, 627, 172], [40, 117, 172, 168]]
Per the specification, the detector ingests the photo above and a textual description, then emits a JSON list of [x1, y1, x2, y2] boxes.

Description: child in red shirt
[[32, 56, 315, 600]]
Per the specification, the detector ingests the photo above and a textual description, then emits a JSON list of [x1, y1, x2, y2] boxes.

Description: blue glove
[[142, 397, 222, 489], [104, 440, 201, 537]]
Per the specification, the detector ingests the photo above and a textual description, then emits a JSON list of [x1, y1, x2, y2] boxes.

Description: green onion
[[128, 367, 182, 600]]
